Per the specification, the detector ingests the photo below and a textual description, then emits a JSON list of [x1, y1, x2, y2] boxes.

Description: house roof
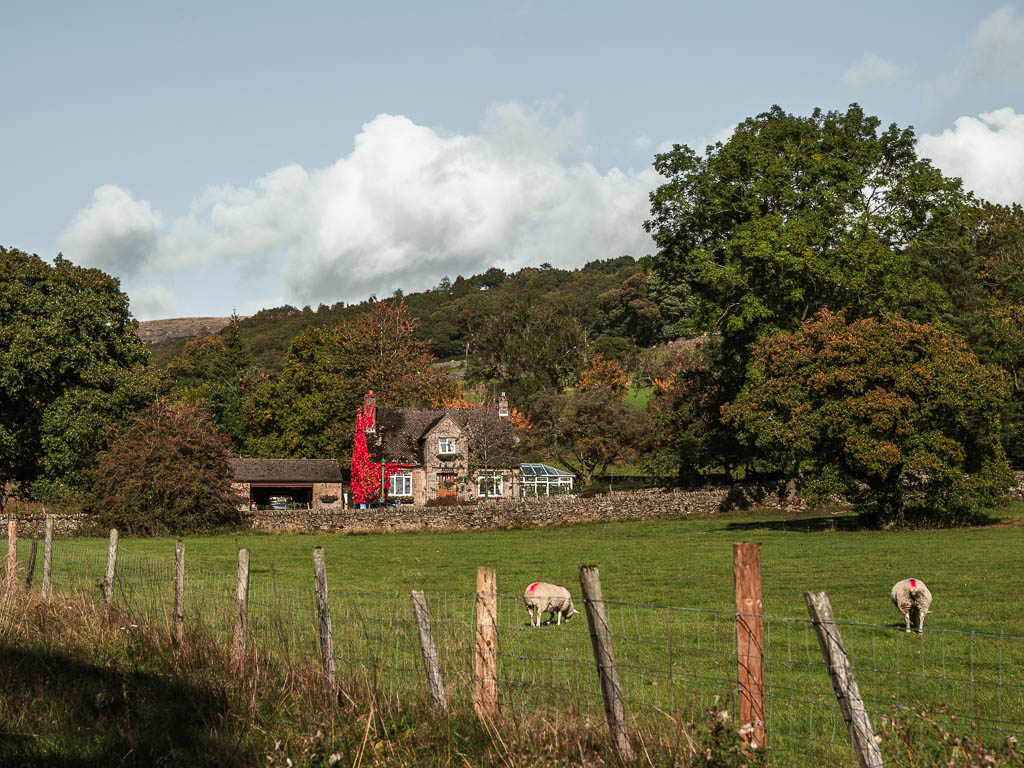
[[372, 407, 518, 466], [230, 458, 342, 483]]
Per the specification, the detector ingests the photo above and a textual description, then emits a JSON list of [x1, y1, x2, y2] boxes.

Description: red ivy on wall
[[350, 401, 397, 504]]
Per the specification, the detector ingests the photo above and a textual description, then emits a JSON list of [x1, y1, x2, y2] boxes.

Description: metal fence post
[[734, 542, 766, 748], [474, 566, 498, 720], [24, 538, 38, 591], [579, 564, 634, 761], [804, 591, 884, 768]]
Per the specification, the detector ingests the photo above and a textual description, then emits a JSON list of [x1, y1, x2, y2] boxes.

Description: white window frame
[[438, 437, 456, 454], [389, 471, 413, 497], [477, 471, 503, 498]]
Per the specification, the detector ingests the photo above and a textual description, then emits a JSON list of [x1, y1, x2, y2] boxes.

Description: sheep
[[523, 582, 579, 626], [890, 578, 932, 633]]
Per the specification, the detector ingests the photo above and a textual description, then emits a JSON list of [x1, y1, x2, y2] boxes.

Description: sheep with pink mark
[[523, 582, 579, 626], [891, 578, 932, 633]]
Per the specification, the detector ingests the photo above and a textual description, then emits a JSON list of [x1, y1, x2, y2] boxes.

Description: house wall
[[422, 418, 469, 498], [312, 482, 343, 510]]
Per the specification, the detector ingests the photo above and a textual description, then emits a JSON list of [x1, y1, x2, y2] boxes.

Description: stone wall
[[4, 471, 1022, 537]]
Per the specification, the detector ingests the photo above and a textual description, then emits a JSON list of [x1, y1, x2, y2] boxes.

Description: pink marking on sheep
[[527, 582, 539, 593], [910, 578, 917, 588]]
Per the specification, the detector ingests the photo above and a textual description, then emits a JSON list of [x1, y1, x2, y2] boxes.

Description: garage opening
[[249, 484, 313, 509]]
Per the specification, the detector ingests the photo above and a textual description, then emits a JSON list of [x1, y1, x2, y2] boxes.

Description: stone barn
[[230, 458, 343, 511]]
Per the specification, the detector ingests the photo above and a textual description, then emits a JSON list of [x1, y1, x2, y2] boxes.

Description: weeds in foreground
[[0, 589, 763, 767], [878, 701, 1021, 767]]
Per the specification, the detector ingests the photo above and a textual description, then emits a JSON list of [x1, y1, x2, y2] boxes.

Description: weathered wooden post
[[474, 566, 498, 720], [232, 547, 250, 666], [411, 590, 447, 711], [804, 591, 884, 768], [312, 546, 337, 701], [734, 542, 766, 748], [5, 520, 17, 591], [173, 540, 185, 645], [579, 564, 634, 761], [41, 515, 53, 602], [102, 528, 118, 606], [24, 538, 38, 591]]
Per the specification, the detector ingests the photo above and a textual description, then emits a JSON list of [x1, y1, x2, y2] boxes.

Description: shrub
[[87, 401, 241, 535]]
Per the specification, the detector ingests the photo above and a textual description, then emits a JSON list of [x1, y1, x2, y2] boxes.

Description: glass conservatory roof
[[520, 463, 575, 477]]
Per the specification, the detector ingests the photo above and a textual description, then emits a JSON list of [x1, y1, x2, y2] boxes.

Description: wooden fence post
[[312, 546, 337, 701], [579, 564, 634, 761], [411, 590, 447, 711], [41, 515, 53, 602], [173, 540, 185, 645], [804, 591, 884, 768], [232, 547, 250, 666], [24, 538, 38, 591], [103, 528, 118, 606], [5, 521, 17, 591], [474, 566, 498, 721], [734, 542, 766, 748]]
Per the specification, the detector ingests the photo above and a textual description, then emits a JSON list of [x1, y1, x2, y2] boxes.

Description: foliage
[[0, 248, 154, 509], [531, 386, 645, 487], [578, 354, 629, 398], [878, 703, 1021, 767], [240, 300, 452, 463], [88, 401, 241, 535], [350, 397, 397, 504], [645, 105, 976, 476], [723, 311, 1013, 526]]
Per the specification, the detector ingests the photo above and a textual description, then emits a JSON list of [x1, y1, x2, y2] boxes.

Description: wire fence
[[3, 532, 1022, 767]]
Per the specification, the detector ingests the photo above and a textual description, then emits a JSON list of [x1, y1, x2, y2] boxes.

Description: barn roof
[[230, 458, 342, 483], [372, 407, 518, 466]]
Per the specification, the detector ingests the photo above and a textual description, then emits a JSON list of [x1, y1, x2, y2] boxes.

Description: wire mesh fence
[[3, 531, 1022, 767]]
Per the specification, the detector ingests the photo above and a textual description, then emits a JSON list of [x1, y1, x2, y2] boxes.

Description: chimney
[[364, 390, 376, 432], [497, 391, 509, 420]]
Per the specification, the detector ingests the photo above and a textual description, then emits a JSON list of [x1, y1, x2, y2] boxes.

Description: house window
[[389, 472, 412, 497], [477, 472, 503, 497], [438, 437, 456, 454]]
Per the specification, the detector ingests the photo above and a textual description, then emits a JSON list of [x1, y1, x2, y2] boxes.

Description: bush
[[87, 402, 242, 535]]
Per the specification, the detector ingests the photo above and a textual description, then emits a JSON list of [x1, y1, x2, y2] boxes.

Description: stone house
[[230, 458, 343, 511], [362, 391, 520, 506]]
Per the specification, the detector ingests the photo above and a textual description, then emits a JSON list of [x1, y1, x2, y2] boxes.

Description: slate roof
[[372, 407, 518, 466], [230, 458, 343, 483]]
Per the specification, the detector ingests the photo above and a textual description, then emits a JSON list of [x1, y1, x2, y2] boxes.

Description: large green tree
[[645, 105, 973, 474], [723, 311, 1013, 526], [0, 248, 153, 508]]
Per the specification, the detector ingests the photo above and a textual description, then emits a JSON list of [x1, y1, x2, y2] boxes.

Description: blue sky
[[3, 1, 1023, 319]]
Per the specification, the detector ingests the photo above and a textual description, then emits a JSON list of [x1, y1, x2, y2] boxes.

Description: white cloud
[[918, 107, 1024, 205], [60, 102, 659, 313], [969, 6, 1024, 85], [841, 53, 896, 90], [59, 185, 163, 278], [656, 123, 736, 155], [128, 284, 181, 320]]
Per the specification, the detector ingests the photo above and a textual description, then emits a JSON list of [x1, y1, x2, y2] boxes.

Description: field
[[8, 503, 1024, 766]]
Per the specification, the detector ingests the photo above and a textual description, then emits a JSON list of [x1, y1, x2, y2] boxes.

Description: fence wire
[[4, 533, 1022, 767]]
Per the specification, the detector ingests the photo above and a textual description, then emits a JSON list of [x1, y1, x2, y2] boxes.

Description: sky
[[2, 1, 1024, 320]]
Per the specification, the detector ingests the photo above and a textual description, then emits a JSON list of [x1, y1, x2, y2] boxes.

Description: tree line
[[2, 103, 1022, 530]]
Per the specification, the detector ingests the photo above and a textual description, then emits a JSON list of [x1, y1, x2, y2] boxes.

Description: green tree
[[88, 401, 241, 535], [645, 104, 973, 475], [531, 387, 645, 487], [723, 311, 1013, 526], [241, 299, 452, 461], [0, 248, 153, 508]]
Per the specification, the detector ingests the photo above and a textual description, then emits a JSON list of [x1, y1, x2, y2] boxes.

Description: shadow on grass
[[723, 514, 869, 533], [0, 643, 247, 768]]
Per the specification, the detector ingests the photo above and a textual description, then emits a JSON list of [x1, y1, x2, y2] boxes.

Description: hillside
[[137, 317, 243, 346]]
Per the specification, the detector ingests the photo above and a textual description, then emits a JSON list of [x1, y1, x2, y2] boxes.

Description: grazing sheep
[[523, 582, 579, 626], [891, 578, 932, 633]]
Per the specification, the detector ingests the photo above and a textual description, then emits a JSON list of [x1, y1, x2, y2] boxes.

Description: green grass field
[[10, 503, 1024, 766]]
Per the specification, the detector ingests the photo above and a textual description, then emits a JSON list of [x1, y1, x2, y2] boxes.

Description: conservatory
[[519, 463, 575, 496]]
